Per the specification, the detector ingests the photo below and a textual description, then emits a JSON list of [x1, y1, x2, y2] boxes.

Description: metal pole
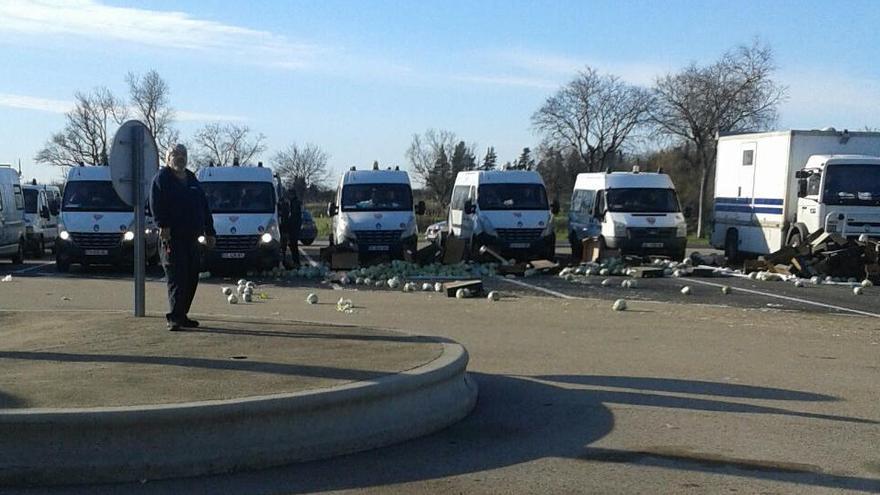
[[132, 126, 146, 317]]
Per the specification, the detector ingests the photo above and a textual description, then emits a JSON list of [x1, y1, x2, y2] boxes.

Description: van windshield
[[606, 188, 680, 213], [62, 181, 131, 212], [341, 184, 413, 212], [478, 183, 548, 211], [822, 164, 880, 205], [202, 182, 276, 214], [24, 189, 38, 213]]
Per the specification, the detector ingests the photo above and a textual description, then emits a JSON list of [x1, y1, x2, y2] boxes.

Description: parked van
[[22, 181, 61, 256], [328, 166, 425, 258], [0, 165, 25, 264], [568, 169, 688, 261], [196, 165, 282, 271], [712, 129, 880, 259], [447, 169, 558, 261], [56, 166, 159, 271]]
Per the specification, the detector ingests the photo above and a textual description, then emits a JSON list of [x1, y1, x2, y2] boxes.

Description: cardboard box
[[330, 251, 359, 270], [442, 235, 466, 264], [442, 279, 483, 297]]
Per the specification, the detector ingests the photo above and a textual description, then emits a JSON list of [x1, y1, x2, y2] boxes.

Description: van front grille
[[497, 228, 544, 244], [215, 235, 260, 252], [627, 227, 677, 238], [354, 230, 403, 245], [70, 232, 123, 249]]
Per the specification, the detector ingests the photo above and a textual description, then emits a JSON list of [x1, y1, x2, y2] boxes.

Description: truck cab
[[328, 167, 424, 259], [448, 169, 557, 261], [56, 166, 159, 272], [196, 165, 281, 271], [793, 155, 880, 244], [569, 169, 687, 261], [0, 166, 26, 264], [22, 182, 60, 257]]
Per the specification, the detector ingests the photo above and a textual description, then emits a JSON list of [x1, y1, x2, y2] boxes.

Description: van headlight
[[677, 222, 687, 237], [198, 235, 206, 244], [541, 218, 554, 236], [123, 231, 135, 241], [613, 221, 626, 237], [59, 230, 70, 241], [260, 232, 273, 244]]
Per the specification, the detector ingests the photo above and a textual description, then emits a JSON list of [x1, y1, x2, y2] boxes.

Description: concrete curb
[[0, 342, 477, 486]]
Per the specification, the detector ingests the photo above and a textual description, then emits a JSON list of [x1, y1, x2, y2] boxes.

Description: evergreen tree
[[426, 148, 452, 206], [450, 141, 476, 175], [481, 146, 497, 170], [516, 147, 535, 170]]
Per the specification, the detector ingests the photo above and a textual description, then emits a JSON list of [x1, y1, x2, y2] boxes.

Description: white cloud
[[453, 74, 558, 90], [0, 0, 325, 69], [492, 48, 667, 86], [0, 92, 244, 122]]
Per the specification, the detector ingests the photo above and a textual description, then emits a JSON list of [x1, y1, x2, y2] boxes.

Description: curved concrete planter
[[0, 342, 477, 486]]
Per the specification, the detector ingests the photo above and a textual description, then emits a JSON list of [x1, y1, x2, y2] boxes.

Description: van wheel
[[11, 239, 24, 264], [724, 229, 740, 264]]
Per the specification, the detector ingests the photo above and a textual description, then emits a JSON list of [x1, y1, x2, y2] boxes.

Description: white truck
[[327, 166, 425, 259], [712, 129, 880, 259], [447, 169, 559, 261], [22, 181, 61, 257], [56, 165, 159, 271], [568, 169, 688, 261], [196, 164, 282, 272], [0, 165, 26, 264]]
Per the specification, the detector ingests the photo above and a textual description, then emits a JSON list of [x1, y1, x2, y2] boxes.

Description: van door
[[738, 142, 757, 200], [569, 189, 599, 241], [449, 185, 470, 238]]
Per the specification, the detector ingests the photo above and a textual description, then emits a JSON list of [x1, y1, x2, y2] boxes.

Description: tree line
[[38, 41, 787, 233]]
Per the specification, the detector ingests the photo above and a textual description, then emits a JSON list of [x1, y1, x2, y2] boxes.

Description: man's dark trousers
[[161, 235, 201, 324]]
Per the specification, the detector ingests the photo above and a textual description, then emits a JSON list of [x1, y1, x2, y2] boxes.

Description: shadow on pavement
[[0, 391, 25, 409], [41, 372, 878, 494], [190, 323, 450, 345]]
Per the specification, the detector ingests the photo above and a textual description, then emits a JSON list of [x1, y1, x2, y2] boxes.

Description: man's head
[[166, 144, 188, 171]]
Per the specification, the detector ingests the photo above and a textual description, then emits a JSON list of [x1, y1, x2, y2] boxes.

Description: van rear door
[[449, 185, 475, 240]]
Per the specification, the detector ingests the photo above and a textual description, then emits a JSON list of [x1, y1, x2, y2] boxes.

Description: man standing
[[279, 187, 302, 269], [149, 144, 215, 331]]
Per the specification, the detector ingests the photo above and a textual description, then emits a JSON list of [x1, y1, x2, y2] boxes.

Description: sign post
[[109, 121, 159, 317]]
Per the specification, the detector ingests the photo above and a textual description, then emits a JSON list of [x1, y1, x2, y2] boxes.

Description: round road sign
[[109, 120, 159, 207]]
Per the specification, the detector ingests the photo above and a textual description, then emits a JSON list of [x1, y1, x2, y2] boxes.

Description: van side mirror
[[683, 206, 693, 219], [463, 200, 476, 215], [550, 200, 560, 215], [415, 200, 426, 216], [327, 202, 338, 217], [797, 178, 807, 198], [40, 206, 51, 219], [49, 201, 60, 216], [794, 170, 810, 179]]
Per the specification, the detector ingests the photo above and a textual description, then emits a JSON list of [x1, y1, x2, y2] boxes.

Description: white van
[[196, 165, 282, 271], [569, 169, 688, 261], [328, 167, 425, 258], [447, 169, 558, 261], [22, 181, 61, 257], [0, 165, 26, 264], [56, 166, 159, 271]]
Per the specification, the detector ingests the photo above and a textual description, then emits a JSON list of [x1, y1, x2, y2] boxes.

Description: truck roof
[[340, 169, 411, 185], [574, 171, 675, 190], [66, 166, 111, 181], [455, 169, 545, 185], [719, 129, 880, 141], [804, 154, 880, 170], [196, 166, 274, 182]]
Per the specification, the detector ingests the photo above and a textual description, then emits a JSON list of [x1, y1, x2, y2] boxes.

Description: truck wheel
[[787, 230, 803, 248], [724, 229, 740, 264], [11, 239, 24, 265]]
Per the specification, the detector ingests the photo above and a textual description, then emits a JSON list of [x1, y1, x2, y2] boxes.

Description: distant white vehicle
[[569, 169, 688, 261], [197, 164, 282, 271], [56, 165, 159, 272], [425, 220, 446, 244], [712, 129, 880, 259], [327, 166, 425, 259], [447, 169, 558, 261], [22, 181, 61, 256], [0, 165, 25, 264]]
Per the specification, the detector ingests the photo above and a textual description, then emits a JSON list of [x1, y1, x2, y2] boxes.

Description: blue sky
[[1, 0, 879, 185]]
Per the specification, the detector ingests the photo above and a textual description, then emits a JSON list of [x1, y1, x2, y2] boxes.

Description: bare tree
[[651, 41, 787, 237], [405, 129, 460, 186], [191, 123, 267, 167], [273, 143, 330, 190], [35, 88, 127, 167], [532, 67, 653, 173], [126, 70, 178, 161]]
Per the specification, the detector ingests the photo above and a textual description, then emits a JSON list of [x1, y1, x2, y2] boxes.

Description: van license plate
[[367, 245, 390, 252], [510, 243, 530, 249], [84, 249, 108, 256], [221, 252, 246, 259], [641, 242, 664, 248]]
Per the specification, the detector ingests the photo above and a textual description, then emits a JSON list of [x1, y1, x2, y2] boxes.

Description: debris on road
[[487, 291, 500, 302], [612, 299, 627, 311], [752, 232, 880, 282], [227, 294, 238, 304], [1, 274, 12, 282], [306, 293, 318, 304], [680, 286, 692, 295], [336, 297, 353, 313], [721, 285, 731, 295]]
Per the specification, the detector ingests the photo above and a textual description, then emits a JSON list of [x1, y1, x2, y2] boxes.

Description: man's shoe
[[167, 321, 182, 331], [181, 318, 200, 328]]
